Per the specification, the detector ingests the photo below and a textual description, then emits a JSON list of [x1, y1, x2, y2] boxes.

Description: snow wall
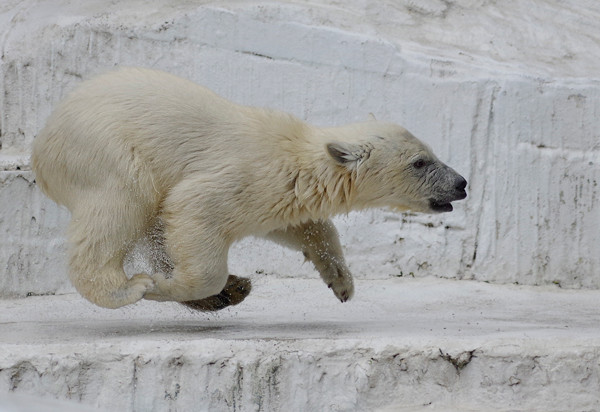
[[1, 0, 600, 297]]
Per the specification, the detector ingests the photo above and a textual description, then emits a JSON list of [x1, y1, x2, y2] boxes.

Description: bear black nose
[[455, 176, 467, 191]]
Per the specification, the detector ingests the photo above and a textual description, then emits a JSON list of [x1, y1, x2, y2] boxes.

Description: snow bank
[[2, 277, 600, 411], [1, 0, 599, 296]]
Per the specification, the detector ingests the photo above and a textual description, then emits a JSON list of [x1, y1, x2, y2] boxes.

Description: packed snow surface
[[2, 277, 600, 411]]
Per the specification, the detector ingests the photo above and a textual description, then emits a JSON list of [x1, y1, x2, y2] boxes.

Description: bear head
[[325, 122, 467, 214]]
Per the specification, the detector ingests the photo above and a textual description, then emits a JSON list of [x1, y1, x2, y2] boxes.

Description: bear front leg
[[141, 223, 231, 303], [141, 216, 251, 311], [266, 219, 354, 302], [142, 178, 252, 309], [180, 275, 252, 311]]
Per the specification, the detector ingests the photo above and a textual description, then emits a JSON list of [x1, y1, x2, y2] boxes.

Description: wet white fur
[[32, 67, 442, 308]]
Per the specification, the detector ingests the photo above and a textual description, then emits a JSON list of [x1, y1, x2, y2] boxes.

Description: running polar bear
[[32, 67, 467, 310]]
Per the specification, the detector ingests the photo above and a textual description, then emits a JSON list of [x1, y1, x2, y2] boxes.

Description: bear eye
[[413, 159, 426, 169]]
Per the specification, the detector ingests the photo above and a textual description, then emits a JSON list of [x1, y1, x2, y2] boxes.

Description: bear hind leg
[[67, 198, 155, 309]]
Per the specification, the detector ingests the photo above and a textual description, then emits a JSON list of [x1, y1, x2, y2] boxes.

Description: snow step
[[1, 277, 598, 411]]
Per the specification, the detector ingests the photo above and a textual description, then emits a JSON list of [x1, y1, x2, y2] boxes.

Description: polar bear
[[32, 67, 467, 310]]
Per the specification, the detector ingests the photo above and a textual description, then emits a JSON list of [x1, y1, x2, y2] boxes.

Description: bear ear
[[367, 112, 377, 121], [326, 142, 371, 168]]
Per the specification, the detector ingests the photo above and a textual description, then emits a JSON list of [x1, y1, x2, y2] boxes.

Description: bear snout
[[429, 198, 454, 213], [455, 176, 467, 192], [428, 173, 467, 213], [454, 175, 467, 200]]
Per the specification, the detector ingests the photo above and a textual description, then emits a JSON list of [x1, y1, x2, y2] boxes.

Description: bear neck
[[292, 160, 357, 219], [247, 109, 364, 222], [289, 130, 366, 220]]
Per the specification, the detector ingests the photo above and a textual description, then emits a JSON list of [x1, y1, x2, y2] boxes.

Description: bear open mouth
[[429, 199, 453, 213]]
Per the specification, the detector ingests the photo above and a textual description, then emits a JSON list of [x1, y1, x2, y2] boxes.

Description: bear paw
[[180, 275, 252, 311], [323, 263, 355, 303], [93, 274, 155, 309], [129, 273, 157, 298]]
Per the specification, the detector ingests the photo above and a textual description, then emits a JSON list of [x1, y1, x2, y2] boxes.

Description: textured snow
[[1, 0, 600, 296], [2, 276, 600, 411]]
